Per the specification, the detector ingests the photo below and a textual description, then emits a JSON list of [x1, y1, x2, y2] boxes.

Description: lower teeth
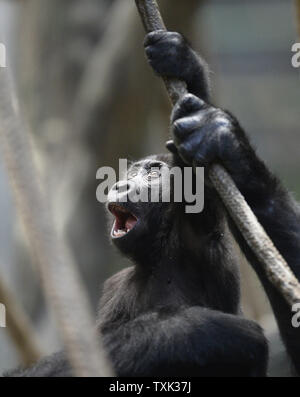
[[114, 229, 127, 237]]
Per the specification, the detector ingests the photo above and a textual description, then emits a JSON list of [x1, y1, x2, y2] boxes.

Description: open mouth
[[108, 203, 138, 238]]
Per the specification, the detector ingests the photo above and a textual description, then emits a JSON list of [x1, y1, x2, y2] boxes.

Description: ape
[[6, 31, 300, 377]]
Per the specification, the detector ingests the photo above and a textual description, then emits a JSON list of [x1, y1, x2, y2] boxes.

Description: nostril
[[113, 181, 131, 193]]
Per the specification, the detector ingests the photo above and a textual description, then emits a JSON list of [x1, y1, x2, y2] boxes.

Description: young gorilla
[[7, 31, 300, 377]]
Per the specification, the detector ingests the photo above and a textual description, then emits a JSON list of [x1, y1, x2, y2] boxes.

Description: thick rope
[[0, 275, 42, 366], [0, 68, 113, 376], [135, 0, 300, 306], [296, 0, 300, 37]]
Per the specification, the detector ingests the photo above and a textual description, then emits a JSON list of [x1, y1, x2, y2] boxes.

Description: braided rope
[[0, 68, 113, 376]]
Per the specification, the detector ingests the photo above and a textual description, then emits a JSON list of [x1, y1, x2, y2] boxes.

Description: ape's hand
[[168, 93, 272, 201], [144, 31, 210, 101], [170, 93, 246, 167]]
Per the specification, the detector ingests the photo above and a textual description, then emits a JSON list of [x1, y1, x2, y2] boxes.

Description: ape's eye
[[148, 170, 160, 180], [128, 171, 137, 179]]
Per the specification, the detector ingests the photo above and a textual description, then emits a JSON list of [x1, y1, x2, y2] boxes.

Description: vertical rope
[[0, 68, 114, 376], [0, 275, 42, 366], [296, 0, 300, 37]]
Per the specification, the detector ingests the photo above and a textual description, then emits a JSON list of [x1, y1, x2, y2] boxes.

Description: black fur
[[7, 30, 300, 377], [144, 30, 211, 102]]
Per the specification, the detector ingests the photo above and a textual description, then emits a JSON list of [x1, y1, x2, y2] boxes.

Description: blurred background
[[0, 0, 299, 376]]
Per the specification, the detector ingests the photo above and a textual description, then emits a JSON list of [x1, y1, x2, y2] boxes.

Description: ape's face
[[106, 154, 173, 262]]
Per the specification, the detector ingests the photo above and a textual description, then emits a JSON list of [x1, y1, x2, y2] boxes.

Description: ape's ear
[[166, 140, 178, 155]]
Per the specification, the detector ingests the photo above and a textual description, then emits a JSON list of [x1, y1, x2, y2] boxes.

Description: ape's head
[[104, 152, 239, 313], [106, 153, 178, 264]]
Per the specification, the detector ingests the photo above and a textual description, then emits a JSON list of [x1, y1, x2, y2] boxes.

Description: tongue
[[125, 215, 137, 231]]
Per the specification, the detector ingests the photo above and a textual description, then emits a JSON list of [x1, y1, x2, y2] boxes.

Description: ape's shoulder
[[98, 266, 137, 325], [103, 266, 135, 291], [3, 351, 72, 377]]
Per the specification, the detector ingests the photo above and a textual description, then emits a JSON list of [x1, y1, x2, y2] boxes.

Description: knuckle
[[175, 94, 205, 116], [169, 31, 181, 38], [173, 120, 185, 136], [178, 142, 193, 160], [169, 31, 183, 42], [181, 93, 198, 106], [211, 121, 231, 137], [184, 95, 205, 111], [175, 94, 190, 111], [173, 118, 195, 139], [194, 152, 207, 166], [144, 30, 166, 46], [145, 46, 153, 56], [211, 109, 230, 123]]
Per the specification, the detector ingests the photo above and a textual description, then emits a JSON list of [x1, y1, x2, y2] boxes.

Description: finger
[[144, 30, 168, 47], [177, 123, 223, 166], [144, 45, 156, 60], [172, 114, 204, 142], [192, 125, 225, 166], [176, 130, 204, 165], [171, 93, 205, 122], [165, 140, 178, 155]]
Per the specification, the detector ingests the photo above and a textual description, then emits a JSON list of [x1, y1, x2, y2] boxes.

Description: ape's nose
[[112, 180, 131, 194], [108, 179, 140, 204]]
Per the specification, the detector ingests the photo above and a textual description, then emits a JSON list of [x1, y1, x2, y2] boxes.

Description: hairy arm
[[4, 352, 72, 377], [171, 84, 300, 376], [5, 308, 267, 377], [100, 307, 267, 377], [145, 30, 300, 374], [170, 91, 300, 375]]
